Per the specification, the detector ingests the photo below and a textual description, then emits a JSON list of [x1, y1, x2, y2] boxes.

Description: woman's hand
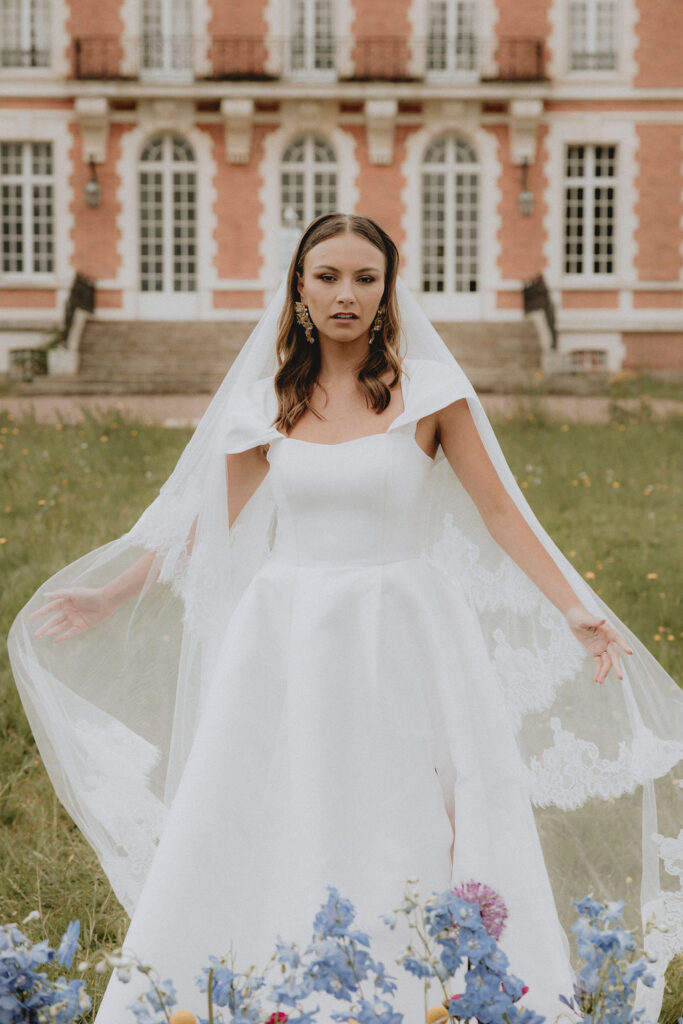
[[564, 605, 633, 683], [29, 588, 114, 643]]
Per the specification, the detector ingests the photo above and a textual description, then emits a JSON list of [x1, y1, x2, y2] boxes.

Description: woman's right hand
[[29, 587, 114, 642]]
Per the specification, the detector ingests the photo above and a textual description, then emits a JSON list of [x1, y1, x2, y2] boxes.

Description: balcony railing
[[1, 47, 51, 69], [72, 35, 546, 83]]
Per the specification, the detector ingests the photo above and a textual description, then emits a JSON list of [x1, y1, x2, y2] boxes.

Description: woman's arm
[[435, 399, 632, 682], [226, 445, 270, 528]]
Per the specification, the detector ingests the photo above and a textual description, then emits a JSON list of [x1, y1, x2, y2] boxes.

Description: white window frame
[[425, 0, 479, 80], [279, 135, 338, 277], [420, 135, 480, 297], [139, 0, 194, 82], [137, 132, 197, 313], [0, 141, 55, 278], [259, 116, 359, 294], [562, 143, 618, 280], [548, 0, 635, 81], [0, 0, 50, 69], [285, 0, 336, 80], [0, 110, 71, 296], [568, 0, 617, 72], [542, 118, 637, 298]]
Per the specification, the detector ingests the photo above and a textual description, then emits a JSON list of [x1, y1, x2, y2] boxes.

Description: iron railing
[[72, 35, 546, 83], [1, 47, 50, 68], [63, 272, 96, 344], [523, 274, 556, 349]]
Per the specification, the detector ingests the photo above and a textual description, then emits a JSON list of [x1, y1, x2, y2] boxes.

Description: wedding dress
[[8, 282, 683, 1023]]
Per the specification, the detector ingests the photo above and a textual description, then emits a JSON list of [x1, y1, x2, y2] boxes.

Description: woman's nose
[[335, 281, 357, 304]]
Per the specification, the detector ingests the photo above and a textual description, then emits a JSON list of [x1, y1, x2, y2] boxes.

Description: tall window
[[1, 0, 50, 68], [569, 0, 617, 71], [426, 0, 477, 75], [279, 136, 337, 274], [141, 0, 193, 76], [1, 142, 53, 275], [139, 134, 196, 293], [563, 144, 617, 276], [288, 0, 335, 76], [421, 136, 479, 294]]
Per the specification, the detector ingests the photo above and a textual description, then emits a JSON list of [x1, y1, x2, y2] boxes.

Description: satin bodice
[[265, 432, 435, 567]]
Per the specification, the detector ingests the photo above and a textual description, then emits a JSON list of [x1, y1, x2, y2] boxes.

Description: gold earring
[[295, 301, 316, 344], [369, 305, 385, 345]]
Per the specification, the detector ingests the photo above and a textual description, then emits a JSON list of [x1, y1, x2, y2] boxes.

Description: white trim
[[541, 117, 638, 292], [0, 109, 73, 293], [264, 0, 352, 81], [118, 0, 211, 79], [548, 0, 636, 84], [258, 111, 359, 297], [115, 114, 216, 318], [400, 106, 499, 320]]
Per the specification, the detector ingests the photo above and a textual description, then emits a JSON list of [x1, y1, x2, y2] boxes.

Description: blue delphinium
[[0, 919, 90, 1024], [559, 896, 654, 1024]]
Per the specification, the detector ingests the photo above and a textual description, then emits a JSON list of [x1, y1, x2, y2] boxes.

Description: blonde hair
[[273, 213, 402, 434]]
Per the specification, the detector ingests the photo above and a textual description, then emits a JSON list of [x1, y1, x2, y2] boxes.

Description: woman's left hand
[[564, 606, 634, 684]]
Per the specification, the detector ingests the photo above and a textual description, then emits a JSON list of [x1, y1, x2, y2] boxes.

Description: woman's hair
[[273, 212, 402, 434]]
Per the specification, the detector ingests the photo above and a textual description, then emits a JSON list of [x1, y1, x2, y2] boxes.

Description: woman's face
[[297, 231, 386, 345]]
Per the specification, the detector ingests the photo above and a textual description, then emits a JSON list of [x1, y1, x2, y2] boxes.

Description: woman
[[9, 214, 682, 1022]]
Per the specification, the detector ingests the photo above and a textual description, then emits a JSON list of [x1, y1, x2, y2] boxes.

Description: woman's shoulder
[[400, 356, 476, 409]]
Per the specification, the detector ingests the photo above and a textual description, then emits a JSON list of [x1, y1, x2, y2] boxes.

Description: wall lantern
[[84, 157, 101, 208], [518, 158, 534, 217]]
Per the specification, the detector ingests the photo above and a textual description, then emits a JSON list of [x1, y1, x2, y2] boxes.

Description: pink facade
[[0, 0, 682, 373]]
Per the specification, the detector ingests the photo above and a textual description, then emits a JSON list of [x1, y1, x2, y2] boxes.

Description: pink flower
[[265, 1014, 289, 1024], [451, 881, 508, 941]]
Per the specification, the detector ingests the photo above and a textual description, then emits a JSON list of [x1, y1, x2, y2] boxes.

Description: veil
[[7, 275, 682, 1016]]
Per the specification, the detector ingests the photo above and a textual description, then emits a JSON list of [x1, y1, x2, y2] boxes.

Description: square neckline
[[273, 364, 408, 449]]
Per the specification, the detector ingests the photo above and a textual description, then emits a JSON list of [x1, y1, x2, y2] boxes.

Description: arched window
[[426, 0, 477, 75], [279, 136, 337, 274], [139, 133, 196, 294], [141, 0, 193, 75], [288, 0, 335, 75], [421, 136, 479, 294]]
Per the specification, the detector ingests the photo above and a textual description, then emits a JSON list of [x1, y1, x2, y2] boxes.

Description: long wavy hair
[[273, 213, 402, 434]]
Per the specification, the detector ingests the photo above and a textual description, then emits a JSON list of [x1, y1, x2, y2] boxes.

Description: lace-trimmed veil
[[7, 276, 682, 1015]]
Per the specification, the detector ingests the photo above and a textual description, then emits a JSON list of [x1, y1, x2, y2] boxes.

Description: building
[[1, 0, 682, 388]]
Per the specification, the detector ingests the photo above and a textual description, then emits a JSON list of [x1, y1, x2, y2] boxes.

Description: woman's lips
[[331, 313, 358, 319]]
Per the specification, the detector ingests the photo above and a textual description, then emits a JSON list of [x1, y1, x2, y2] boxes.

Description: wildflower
[[646, 572, 658, 579], [584, 571, 596, 579], [100, 435, 109, 443], [56, 920, 80, 969], [451, 881, 508, 941]]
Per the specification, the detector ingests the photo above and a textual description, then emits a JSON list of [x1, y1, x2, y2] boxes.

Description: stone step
[[25, 317, 542, 394]]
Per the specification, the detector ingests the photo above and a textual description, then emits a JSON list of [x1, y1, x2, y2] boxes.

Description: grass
[[0, 405, 681, 1020]]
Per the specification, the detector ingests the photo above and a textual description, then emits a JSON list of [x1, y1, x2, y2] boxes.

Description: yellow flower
[[12, 427, 20, 435], [611, 481, 620, 488], [653, 634, 662, 641], [130, 429, 138, 436], [521, 481, 529, 489], [560, 424, 570, 431], [667, 634, 675, 641], [21, 448, 29, 455], [426, 1009, 450, 1024], [37, 499, 46, 506], [571, 479, 579, 486], [584, 571, 596, 579], [646, 573, 658, 580], [100, 435, 109, 443], [169, 1013, 197, 1024], [0, 538, 7, 545]]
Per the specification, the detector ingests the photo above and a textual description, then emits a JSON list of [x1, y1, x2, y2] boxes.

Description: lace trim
[[528, 719, 683, 810], [433, 514, 588, 728]]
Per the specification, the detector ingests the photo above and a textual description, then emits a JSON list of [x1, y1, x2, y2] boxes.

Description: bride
[[8, 214, 682, 1023]]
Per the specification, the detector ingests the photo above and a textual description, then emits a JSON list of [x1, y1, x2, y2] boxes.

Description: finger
[[44, 619, 72, 638], [594, 651, 610, 684], [612, 630, 633, 655], [29, 599, 66, 621], [608, 641, 623, 680], [54, 626, 82, 643], [34, 613, 68, 637]]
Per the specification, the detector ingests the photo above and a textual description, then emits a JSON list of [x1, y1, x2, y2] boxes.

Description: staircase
[[15, 317, 542, 395]]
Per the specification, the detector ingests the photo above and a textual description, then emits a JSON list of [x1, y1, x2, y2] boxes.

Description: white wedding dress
[[93, 359, 576, 1023]]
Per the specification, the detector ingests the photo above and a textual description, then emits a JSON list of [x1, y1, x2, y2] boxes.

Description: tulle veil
[[7, 275, 682, 1016]]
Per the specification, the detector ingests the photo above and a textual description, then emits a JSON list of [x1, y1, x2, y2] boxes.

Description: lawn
[[0, 405, 681, 1020]]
